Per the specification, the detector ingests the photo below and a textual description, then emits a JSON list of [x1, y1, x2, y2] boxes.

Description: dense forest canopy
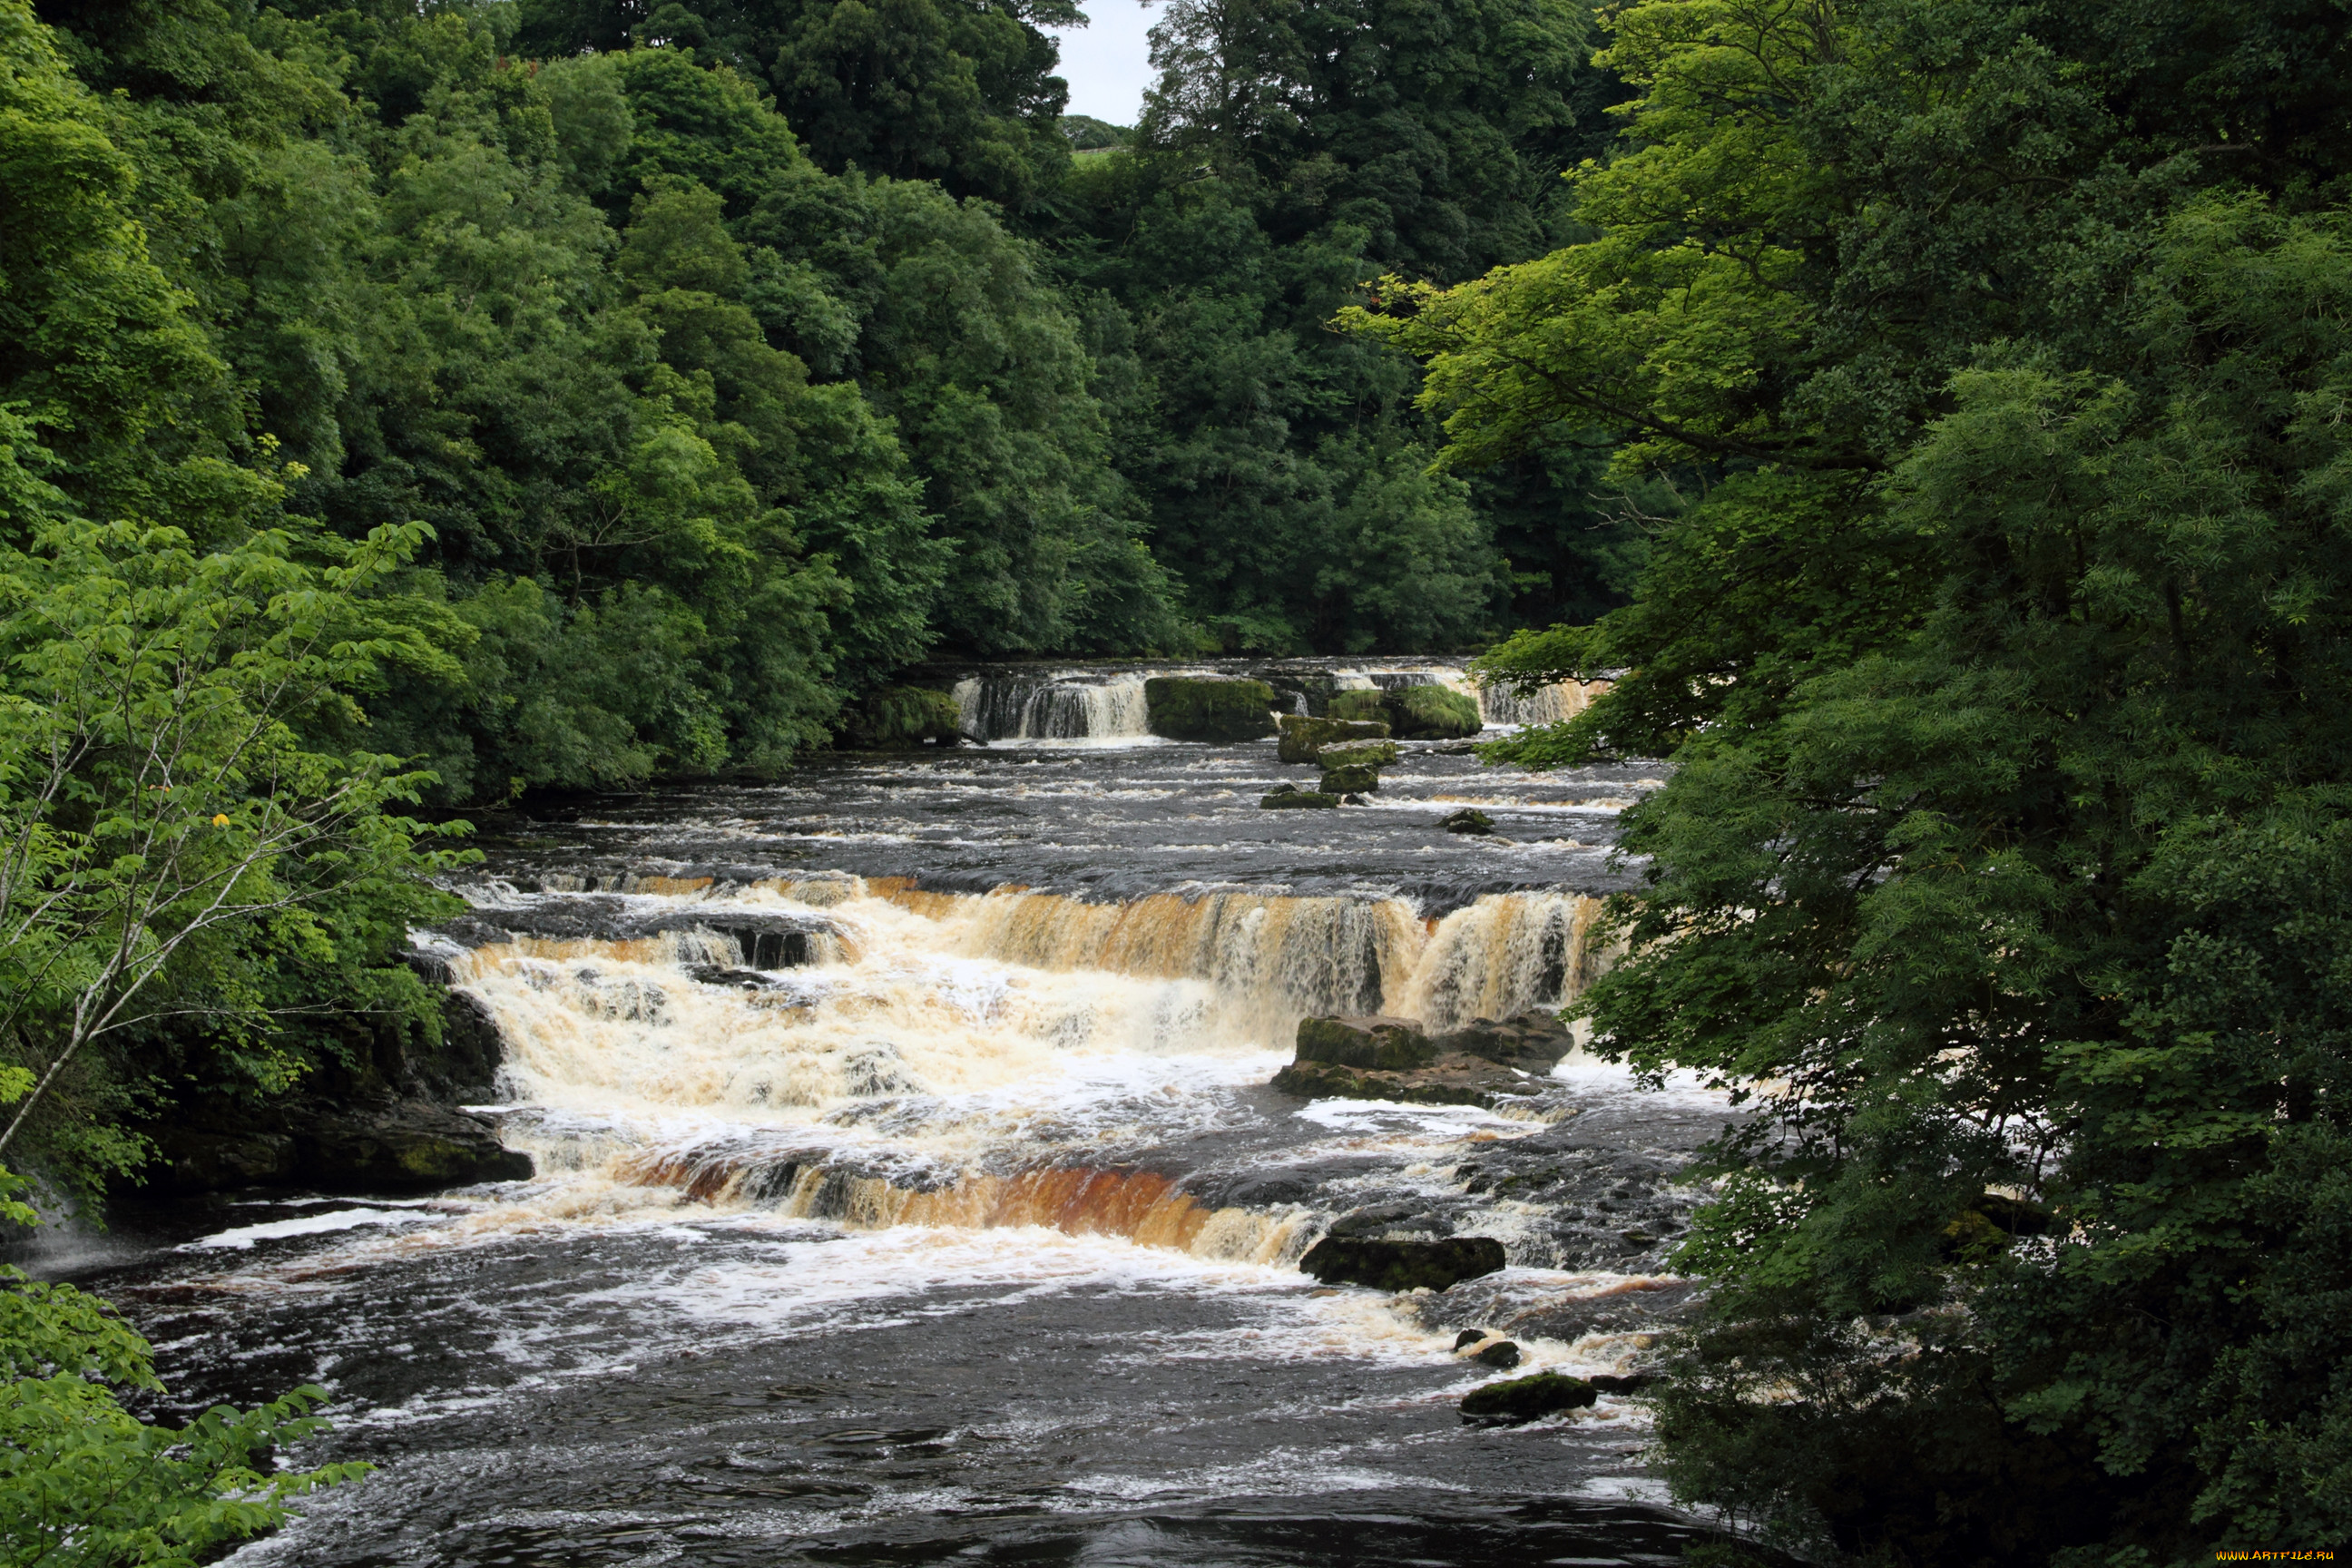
[[1369, 0, 2352, 1558], [12, 0, 1637, 815]]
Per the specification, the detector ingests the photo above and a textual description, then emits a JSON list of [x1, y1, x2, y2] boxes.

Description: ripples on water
[[51, 680, 1756, 1566]]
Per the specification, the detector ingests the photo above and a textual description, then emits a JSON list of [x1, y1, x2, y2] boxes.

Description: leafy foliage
[[1384, 0, 2352, 1557], [0, 1157, 366, 1568]]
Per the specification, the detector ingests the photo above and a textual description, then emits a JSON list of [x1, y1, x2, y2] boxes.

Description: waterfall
[[604, 1148, 1313, 1264], [1389, 892, 1607, 1033], [952, 673, 1152, 740], [941, 659, 1604, 735], [456, 881, 1605, 1125], [1473, 678, 1606, 727]]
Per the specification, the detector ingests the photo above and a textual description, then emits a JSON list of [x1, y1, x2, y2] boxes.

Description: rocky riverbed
[[38, 663, 1754, 1568]]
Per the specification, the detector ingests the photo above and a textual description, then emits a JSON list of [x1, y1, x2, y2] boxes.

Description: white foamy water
[[457, 880, 1608, 1136], [181, 1208, 450, 1250]]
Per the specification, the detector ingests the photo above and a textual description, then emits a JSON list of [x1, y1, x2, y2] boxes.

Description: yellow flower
[[211, 814, 230, 827]]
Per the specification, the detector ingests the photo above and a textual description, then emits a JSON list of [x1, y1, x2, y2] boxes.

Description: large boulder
[[844, 686, 965, 748], [1295, 1015, 1436, 1071], [1145, 676, 1279, 741], [1276, 715, 1390, 764], [1327, 689, 1388, 723], [1271, 1012, 1568, 1108], [1440, 1013, 1576, 1071], [1387, 685, 1483, 738], [1319, 760, 1382, 795], [1459, 1372, 1598, 1426], [1299, 1234, 1507, 1291]]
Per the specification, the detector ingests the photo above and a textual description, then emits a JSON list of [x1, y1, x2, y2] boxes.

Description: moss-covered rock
[[1440, 808, 1494, 835], [1387, 684, 1483, 738], [1273, 1013, 1566, 1109], [846, 686, 965, 748], [1296, 1014, 1436, 1070], [1319, 760, 1382, 794], [1299, 1234, 1508, 1292], [1276, 715, 1391, 763], [1459, 1372, 1598, 1425], [1146, 676, 1279, 740], [1317, 740, 1398, 769], [1261, 786, 1340, 808], [1327, 688, 1388, 723]]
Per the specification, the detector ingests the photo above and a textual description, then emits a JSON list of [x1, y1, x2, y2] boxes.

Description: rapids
[[45, 663, 1750, 1567]]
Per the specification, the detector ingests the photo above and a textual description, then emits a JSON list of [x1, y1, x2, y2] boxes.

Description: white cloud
[[1049, 0, 1158, 127]]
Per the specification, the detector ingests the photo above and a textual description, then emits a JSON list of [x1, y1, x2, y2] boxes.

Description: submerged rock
[[1275, 714, 1391, 764], [1460, 1372, 1598, 1426], [1145, 676, 1279, 741], [1441, 808, 1494, 835], [1299, 1234, 1508, 1292]]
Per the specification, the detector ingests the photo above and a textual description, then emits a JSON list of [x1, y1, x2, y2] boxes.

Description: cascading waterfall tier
[[451, 877, 1608, 1252], [1473, 678, 1605, 728], [940, 659, 1608, 740], [614, 1143, 1312, 1265], [953, 672, 1152, 740], [457, 884, 1603, 1110]]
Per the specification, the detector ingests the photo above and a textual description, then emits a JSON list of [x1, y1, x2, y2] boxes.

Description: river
[[53, 662, 1748, 1566]]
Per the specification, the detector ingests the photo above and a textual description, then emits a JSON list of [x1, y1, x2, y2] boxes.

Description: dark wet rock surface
[[1300, 1235, 1509, 1292], [1462, 1372, 1600, 1426], [448, 741, 1661, 915], [149, 1101, 532, 1193]]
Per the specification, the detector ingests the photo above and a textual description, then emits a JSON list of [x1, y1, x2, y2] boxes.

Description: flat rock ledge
[[153, 1100, 532, 1194]]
